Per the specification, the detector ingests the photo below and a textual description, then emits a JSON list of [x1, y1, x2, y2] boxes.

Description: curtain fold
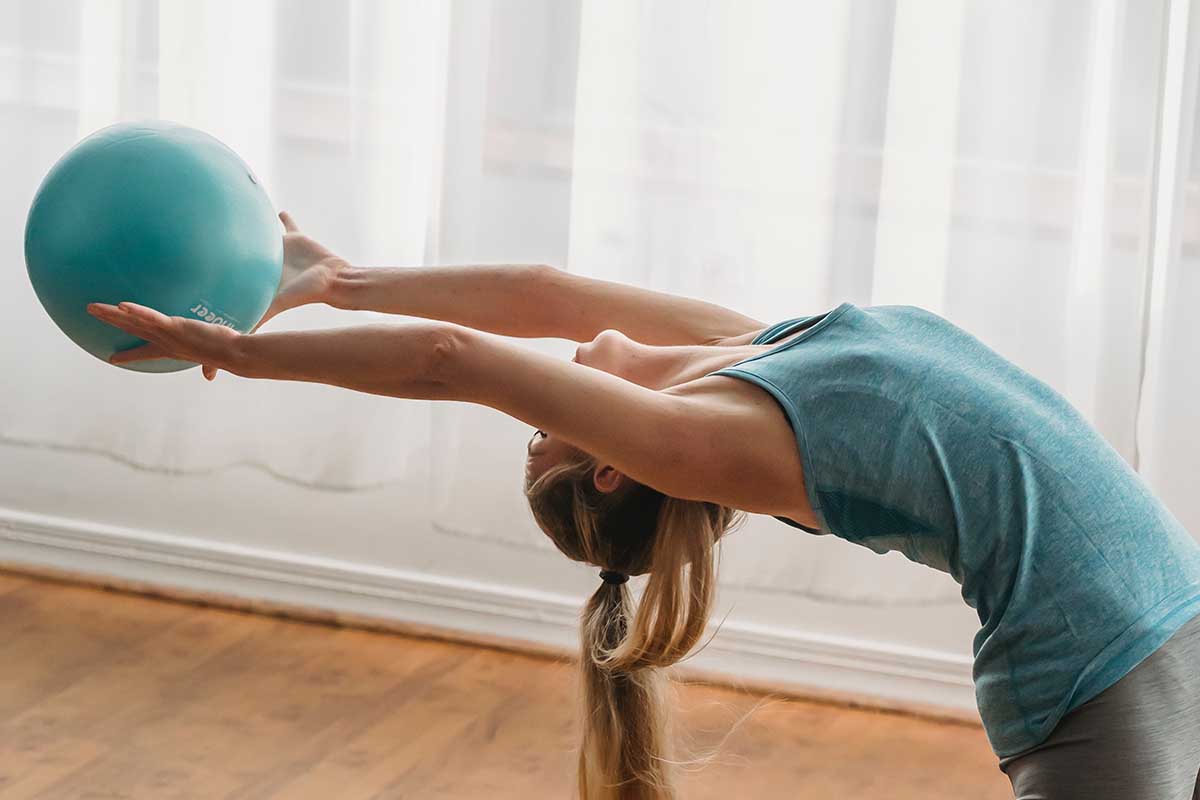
[[1135, 0, 1200, 536], [2, 0, 1196, 605]]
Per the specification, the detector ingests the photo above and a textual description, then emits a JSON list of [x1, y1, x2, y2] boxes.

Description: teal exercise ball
[[24, 121, 283, 373]]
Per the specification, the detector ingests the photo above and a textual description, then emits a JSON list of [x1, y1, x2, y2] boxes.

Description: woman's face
[[524, 427, 577, 488]]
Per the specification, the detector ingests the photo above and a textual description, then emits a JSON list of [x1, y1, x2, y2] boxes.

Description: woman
[[90, 213, 1200, 800]]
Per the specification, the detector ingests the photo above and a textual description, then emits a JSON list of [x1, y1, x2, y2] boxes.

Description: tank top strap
[[752, 314, 826, 345]]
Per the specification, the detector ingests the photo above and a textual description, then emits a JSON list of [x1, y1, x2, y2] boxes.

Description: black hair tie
[[599, 569, 629, 585]]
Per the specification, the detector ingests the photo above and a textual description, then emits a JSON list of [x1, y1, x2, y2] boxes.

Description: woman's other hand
[[272, 210, 345, 327]]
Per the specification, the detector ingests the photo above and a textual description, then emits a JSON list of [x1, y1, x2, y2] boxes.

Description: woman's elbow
[[419, 323, 474, 400]]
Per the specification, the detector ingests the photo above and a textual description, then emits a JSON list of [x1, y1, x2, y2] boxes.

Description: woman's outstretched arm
[[86, 301, 785, 509], [237, 321, 706, 496], [329, 262, 766, 346], [280, 209, 763, 345]]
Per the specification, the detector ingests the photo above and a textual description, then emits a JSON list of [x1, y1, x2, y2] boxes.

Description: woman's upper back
[[707, 301, 1200, 758]]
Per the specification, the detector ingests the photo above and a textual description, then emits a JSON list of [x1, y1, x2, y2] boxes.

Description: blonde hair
[[525, 450, 745, 799]]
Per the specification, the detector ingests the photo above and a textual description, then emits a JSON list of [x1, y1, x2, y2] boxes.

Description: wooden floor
[[0, 571, 1012, 799]]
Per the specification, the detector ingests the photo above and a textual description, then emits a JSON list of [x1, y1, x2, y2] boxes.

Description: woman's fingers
[[116, 301, 172, 325], [100, 302, 172, 342], [87, 302, 163, 342], [91, 301, 170, 328], [279, 210, 299, 233], [202, 364, 218, 381], [109, 342, 167, 365]]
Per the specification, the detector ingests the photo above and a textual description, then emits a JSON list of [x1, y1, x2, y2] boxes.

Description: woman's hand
[[269, 210, 346, 328], [88, 302, 244, 373], [108, 210, 346, 379]]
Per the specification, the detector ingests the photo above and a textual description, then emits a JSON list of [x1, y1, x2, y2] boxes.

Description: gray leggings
[[998, 610, 1200, 799]]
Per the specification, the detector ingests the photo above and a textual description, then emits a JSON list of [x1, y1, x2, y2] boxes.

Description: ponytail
[[579, 577, 675, 798], [525, 451, 745, 799], [577, 496, 739, 799]]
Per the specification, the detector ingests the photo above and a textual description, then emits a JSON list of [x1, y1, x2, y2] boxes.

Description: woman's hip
[[998, 610, 1200, 799]]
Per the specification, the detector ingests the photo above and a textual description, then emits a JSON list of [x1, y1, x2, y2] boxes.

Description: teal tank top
[[712, 301, 1200, 757]]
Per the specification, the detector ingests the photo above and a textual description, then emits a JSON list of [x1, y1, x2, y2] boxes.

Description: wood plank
[[0, 581, 189, 720], [0, 737, 104, 800], [0, 570, 31, 597]]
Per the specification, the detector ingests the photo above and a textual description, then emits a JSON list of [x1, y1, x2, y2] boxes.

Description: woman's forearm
[[326, 263, 560, 339], [233, 321, 458, 401]]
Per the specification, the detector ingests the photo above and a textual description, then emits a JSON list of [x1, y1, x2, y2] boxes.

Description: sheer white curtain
[[3, 0, 1197, 605]]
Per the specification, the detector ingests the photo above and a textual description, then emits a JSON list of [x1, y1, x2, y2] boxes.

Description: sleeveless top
[[710, 301, 1200, 757]]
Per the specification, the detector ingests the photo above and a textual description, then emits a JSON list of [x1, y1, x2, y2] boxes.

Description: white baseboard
[[0, 505, 979, 721]]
